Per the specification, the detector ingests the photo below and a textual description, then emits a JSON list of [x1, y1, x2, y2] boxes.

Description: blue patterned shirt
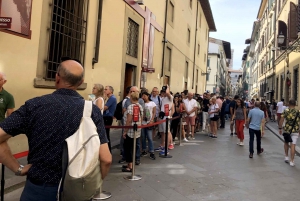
[[0, 89, 108, 184]]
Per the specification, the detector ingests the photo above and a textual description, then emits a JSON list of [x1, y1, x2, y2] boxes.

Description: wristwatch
[[15, 165, 24, 176]]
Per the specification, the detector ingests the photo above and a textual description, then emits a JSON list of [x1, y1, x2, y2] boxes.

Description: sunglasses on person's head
[[60, 56, 82, 65]]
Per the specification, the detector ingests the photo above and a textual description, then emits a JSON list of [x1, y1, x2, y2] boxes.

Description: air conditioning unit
[[135, 0, 144, 5]]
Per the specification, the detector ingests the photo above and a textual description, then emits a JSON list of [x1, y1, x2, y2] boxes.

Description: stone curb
[[266, 123, 300, 155]]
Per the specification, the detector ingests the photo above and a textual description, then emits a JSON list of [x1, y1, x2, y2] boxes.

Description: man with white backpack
[[0, 59, 112, 201]]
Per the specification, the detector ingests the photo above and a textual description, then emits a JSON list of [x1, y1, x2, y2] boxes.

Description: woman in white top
[[92, 83, 104, 114], [208, 97, 220, 138]]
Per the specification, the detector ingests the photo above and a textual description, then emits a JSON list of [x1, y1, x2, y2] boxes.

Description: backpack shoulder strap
[[83, 100, 93, 117]]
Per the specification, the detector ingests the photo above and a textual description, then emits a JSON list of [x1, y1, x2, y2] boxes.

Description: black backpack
[[114, 97, 129, 120]]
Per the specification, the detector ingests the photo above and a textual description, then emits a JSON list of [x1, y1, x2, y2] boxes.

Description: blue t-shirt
[[103, 94, 117, 117], [248, 107, 264, 130]]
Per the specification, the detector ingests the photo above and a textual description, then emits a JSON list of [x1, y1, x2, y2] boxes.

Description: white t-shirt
[[183, 98, 197, 117], [142, 101, 156, 125], [151, 95, 160, 117], [209, 104, 219, 118], [93, 97, 104, 114], [161, 95, 173, 119], [277, 101, 284, 113]]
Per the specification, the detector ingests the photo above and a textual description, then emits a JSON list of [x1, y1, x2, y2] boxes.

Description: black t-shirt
[[272, 102, 277, 109], [229, 100, 236, 114], [202, 99, 210, 112]]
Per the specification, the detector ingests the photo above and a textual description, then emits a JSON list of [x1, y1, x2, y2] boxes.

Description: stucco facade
[[0, 0, 216, 153]]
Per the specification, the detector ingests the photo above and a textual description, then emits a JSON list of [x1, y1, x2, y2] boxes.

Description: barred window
[[46, 0, 89, 80], [126, 18, 139, 58], [294, 68, 299, 101]]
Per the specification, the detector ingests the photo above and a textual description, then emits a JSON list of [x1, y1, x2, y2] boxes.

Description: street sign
[[0, 17, 12, 29]]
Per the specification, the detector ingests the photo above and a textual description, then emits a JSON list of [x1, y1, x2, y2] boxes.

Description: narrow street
[[4, 121, 300, 201]]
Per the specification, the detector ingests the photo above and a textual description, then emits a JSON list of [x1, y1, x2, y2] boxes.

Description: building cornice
[[199, 0, 217, 32], [257, 0, 267, 19]]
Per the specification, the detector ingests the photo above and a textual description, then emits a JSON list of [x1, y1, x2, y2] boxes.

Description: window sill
[[34, 78, 87, 90]]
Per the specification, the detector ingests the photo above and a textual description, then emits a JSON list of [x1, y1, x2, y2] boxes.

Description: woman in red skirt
[[232, 99, 247, 146]]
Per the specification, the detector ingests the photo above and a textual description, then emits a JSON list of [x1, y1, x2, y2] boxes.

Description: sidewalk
[[4, 122, 300, 200], [266, 121, 300, 154]]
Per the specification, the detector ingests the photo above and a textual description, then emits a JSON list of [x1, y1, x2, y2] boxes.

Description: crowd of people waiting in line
[[0, 59, 298, 201], [92, 82, 300, 169]]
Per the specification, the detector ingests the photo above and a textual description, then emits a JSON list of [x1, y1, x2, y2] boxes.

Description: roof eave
[[199, 0, 217, 32]]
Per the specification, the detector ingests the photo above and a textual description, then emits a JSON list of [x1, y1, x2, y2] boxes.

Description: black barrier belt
[[105, 116, 180, 129]]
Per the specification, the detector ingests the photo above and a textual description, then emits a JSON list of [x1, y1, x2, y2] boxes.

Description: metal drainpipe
[[192, 1, 199, 90], [272, 0, 277, 101], [92, 0, 104, 67], [161, 0, 169, 78]]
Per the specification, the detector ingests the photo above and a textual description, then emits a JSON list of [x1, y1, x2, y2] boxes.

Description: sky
[[209, 0, 261, 70]]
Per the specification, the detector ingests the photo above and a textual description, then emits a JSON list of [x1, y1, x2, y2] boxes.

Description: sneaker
[[192, 137, 195, 140], [183, 138, 189, 142], [212, 135, 217, 138], [175, 137, 178, 140], [234, 132, 237, 135], [285, 156, 290, 163], [239, 142, 244, 146], [149, 153, 156, 160], [249, 153, 253, 158], [188, 136, 192, 140], [168, 144, 174, 150], [159, 150, 169, 155], [236, 142, 240, 145], [290, 161, 295, 167], [141, 151, 148, 157], [230, 133, 233, 136], [135, 160, 141, 165], [118, 159, 126, 164], [154, 146, 163, 152]]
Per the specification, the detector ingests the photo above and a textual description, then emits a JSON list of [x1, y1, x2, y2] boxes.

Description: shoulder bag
[[283, 111, 299, 143]]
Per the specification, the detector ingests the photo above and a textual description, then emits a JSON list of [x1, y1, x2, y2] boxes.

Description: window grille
[[46, 0, 89, 80], [294, 68, 299, 101], [126, 18, 139, 58]]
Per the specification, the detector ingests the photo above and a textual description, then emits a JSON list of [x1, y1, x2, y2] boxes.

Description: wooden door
[[123, 64, 135, 98]]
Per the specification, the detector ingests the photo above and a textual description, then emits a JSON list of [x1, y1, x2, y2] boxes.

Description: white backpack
[[58, 101, 102, 201]]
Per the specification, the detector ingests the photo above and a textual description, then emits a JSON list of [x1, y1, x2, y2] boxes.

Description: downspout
[[92, 0, 104, 67], [161, 0, 168, 78], [192, 1, 199, 89], [272, 0, 277, 101]]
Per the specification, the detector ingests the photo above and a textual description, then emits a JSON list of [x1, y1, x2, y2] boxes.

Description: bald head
[[57, 60, 84, 87], [254, 101, 261, 108], [188, 92, 193, 100]]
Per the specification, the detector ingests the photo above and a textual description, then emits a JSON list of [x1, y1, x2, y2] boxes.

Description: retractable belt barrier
[[0, 116, 181, 200], [104, 116, 180, 129], [1, 151, 29, 201]]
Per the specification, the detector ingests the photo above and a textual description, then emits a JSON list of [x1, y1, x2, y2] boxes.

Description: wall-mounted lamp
[[201, 67, 211, 75]]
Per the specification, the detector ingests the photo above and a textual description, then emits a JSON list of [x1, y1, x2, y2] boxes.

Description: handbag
[[282, 111, 299, 143], [213, 104, 220, 119]]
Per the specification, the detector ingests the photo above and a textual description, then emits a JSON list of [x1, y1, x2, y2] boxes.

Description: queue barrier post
[[1, 164, 4, 201], [160, 117, 172, 158], [93, 183, 112, 200], [179, 114, 184, 146], [124, 123, 142, 181]]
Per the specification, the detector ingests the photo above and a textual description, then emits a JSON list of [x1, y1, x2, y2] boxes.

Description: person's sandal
[[122, 167, 132, 172]]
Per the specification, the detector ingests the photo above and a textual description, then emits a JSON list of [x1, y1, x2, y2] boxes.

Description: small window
[[204, 53, 206, 63], [190, 0, 192, 9], [187, 28, 191, 43], [185, 61, 189, 79], [168, 1, 174, 23], [199, 13, 201, 28], [198, 44, 200, 55]]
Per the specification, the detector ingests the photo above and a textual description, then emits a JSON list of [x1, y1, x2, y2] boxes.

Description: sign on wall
[[0, 17, 11, 28], [0, 0, 32, 37]]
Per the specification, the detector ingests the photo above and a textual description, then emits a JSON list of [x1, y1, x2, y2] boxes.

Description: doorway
[[123, 63, 136, 98]]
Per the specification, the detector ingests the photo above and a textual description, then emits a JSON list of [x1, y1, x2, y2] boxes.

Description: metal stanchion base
[[93, 191, 112, 200], [124, 175, 142, 181], [159, 154, 173, 158]]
